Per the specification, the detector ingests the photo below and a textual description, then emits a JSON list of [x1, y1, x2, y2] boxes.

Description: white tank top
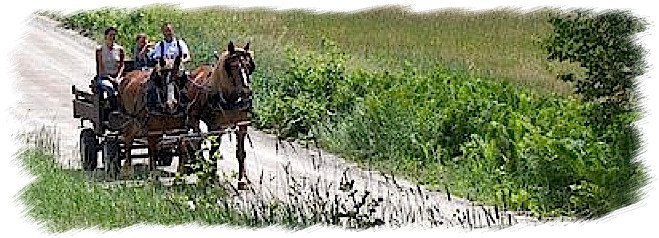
[[98, 43, 123, 76]]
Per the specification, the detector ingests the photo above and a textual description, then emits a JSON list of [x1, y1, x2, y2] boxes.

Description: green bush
[[542, 9, 648, 111], [253, 38, 354, 140]]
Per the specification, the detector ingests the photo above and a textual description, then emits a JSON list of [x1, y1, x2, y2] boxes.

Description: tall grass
[[54, 5, 578, 94]]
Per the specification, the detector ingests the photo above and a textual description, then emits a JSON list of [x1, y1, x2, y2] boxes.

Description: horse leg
[[147, 135, 159, 179], [122, 135, 135, 178], [177, 139, 189, 175], [188, 114, 201, 133], [205, 118, 220, 162], [186, 116, 203, 175], [236, 124, 250, 190]]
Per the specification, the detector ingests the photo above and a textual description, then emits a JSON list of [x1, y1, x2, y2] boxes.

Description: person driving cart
[[146, 23, 192, 114]]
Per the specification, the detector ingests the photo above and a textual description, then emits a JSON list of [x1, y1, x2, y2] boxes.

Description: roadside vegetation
[[17, 127, 434, 233], [32, 4, 650, 224], [16, 127, 266, 233]]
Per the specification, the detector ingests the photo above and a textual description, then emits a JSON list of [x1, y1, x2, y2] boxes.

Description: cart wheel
[[80, 128, 98, 171], [103, 137, 121, 178]]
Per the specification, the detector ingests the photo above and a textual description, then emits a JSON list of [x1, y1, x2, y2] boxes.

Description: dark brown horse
[[117, 56, 197, 177], [185, 41, 255, 189]]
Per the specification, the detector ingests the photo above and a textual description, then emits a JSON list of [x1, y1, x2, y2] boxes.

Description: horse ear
[[244, 42, 250, 51], [228, 41, 235, 54], [158, 57, 166, 68]]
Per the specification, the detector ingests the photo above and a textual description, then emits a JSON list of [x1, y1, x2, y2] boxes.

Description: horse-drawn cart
[[73, 43, 255, 189], [72, 59, 181, 176]]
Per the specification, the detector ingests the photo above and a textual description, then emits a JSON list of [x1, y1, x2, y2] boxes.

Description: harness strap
[[185, 76, 210, 89], [178, 39, 182, 58]]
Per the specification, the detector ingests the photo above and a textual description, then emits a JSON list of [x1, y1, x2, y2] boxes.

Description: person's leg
[[134, 58, 144, 69], [138, 58, 149, 69], [95, 76, 113, 122], [95, 76, 106, 118], [99, 79, 119, 112], [96, 76, 112, 98]]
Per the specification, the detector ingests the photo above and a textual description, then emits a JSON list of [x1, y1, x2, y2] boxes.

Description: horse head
[[153, 56, 183, 114], [212, 41, 255, 103]]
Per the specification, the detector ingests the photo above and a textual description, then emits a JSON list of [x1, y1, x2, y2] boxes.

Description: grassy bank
[[20, 127, 482, 232], [15, 128, 251, 232], [42, 5, 648, 221]]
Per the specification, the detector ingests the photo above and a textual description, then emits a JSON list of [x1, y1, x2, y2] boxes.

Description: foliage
[[15, 129, 243, 233], [255, 37, 648, 218], [253, 37, 353, 140], [542, 9, 648, 111], [540, 9, 650, 217]]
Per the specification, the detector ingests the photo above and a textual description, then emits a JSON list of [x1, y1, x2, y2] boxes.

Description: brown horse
[[117, 56, 196, 177], [185, 41, 256, 189]]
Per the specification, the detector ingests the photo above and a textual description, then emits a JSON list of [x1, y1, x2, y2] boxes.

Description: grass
[[34, 4, 649, 225], [15, 127, 241, 232], [51, 5, 581, 95], [312, 65, 647, 219], [15, 126, 529, 233]]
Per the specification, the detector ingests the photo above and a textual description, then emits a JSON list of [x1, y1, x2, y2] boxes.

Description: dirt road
[[9, 14, 542, 229]]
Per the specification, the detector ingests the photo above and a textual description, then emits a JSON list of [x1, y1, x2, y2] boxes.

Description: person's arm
[[149, 41, 161, 60], [139, 42, 151, 58], [147, 49, 155, 60], [95, 46, 103, 77], [180, 40, 191, 63], [115, 47, 125, 81]]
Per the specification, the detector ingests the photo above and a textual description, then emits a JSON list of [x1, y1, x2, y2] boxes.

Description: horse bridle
[[176, 53, 256, 112], [224, 53, 254, 88]]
